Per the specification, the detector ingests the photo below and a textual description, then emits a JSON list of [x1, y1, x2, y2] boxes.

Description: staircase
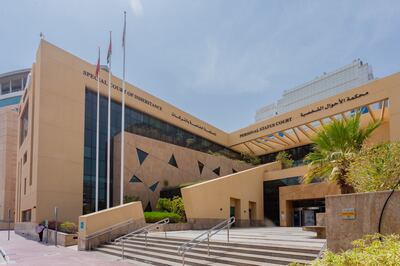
[[95, 234, 320, 265]]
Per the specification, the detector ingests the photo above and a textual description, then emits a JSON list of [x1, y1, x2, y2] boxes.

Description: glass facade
[[263, 176, 300, 225], [260, 144, 313, 166], [0, 74, 27, 96], [83, 89, 240, 214], [0, 96, 21, 108]]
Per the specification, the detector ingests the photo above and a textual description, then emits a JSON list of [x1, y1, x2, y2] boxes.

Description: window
[[22, 209, 31, 222], [82, 89, 241, 214], [23, 152, 27, 164], [20, 103, 29, 146], [1, 81, 10, 95], [11, 79, 22, 92], [24, 178, 27, 195]]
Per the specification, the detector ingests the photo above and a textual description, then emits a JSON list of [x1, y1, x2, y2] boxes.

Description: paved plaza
[[0, 227, 323, 265], [0, 231, 130, 266]]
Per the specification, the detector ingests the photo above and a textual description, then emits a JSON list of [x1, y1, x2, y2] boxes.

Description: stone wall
[[113, 132, 251, 210], [326, 190, 400, 252]]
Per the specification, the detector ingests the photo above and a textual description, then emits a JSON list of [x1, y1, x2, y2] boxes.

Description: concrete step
[[123, 237, 317, 261], [97, 245, 257, 266], [136, 235, 320, 254], [99, 242, 313, 266]]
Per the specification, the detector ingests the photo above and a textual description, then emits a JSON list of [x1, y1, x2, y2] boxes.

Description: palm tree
[[303, 111, 380, 193]]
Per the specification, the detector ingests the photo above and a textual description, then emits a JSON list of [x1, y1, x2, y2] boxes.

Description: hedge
[[144, 211, 182, 223]]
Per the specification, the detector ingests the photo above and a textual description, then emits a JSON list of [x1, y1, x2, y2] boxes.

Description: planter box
[[45, 229, 78, 247], [14, 222, 77, 247], [326, 190, 400, 252]]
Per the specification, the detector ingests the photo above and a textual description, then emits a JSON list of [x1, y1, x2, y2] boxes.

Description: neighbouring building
[[13, 40, 400, 230], [0, 69, 30, 228], [255, 59, 374, 122]]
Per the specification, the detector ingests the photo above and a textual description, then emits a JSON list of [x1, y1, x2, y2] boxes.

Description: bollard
[[7, 209, 11, 241], [207, 232, 210, 255], [54, 207, 58, 247], [45, 220, 49, 244], [122, 240, 125, 259]]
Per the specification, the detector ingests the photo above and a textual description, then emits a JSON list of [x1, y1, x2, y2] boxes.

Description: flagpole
[[107, 31, 112, 209], [120, 11, 126, 205], [95, 47, 100, 212]]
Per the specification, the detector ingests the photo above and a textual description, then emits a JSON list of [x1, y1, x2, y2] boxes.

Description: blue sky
[[1, 1, 399, 131]]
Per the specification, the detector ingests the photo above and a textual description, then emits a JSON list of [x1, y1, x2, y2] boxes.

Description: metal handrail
[[177, 216, 235, 265], [84, 218, 134, 241], [317, 241, 327, 259], [82, 218, 136, 250], [114, 218, 170, 259]]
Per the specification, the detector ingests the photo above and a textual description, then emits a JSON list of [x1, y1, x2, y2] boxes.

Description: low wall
[[182, 163, 279, 226], [14, 223, 77, 246], [46, 230, 78, 246], [264, 165, 308, 181], [0, 222, 14, 230], [326, 190, 400, 252], [14, 222, 37, 240], [78, 202, 145, 250]]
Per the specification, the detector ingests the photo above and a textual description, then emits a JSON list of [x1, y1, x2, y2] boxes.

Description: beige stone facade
[[0, 106, 18, 226], [11, 39, 400, 229], [113, 132, 250, 210]]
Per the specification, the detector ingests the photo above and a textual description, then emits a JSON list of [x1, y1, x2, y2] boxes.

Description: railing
[[114, 218, 170, 259], [83, 218, 136, 250], [317, 241, 327, 259], [177, 217, 235, 265]]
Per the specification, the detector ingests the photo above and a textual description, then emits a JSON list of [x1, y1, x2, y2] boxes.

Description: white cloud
[[129, 0, 143, 16]]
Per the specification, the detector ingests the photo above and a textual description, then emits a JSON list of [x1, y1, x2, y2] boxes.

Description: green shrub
[[276, 151, 294, 168], [123, 195, 139, 204], [347, 142, 400, 192], [303, 234, 400, 266], [157, 198, 172, 212], [240, 152, 261, 165], [144, 211, 182, 223], [59, 221, 78, 234], [43, 220, 62, 231], [156, 196, 186, 220]]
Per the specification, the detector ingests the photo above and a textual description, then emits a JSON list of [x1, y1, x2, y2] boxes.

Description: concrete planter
[[45, 229, 78, 246], [14, 222, 77, 247]]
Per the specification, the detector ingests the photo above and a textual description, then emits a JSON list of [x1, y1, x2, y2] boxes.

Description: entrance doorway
[[249, 201, 256, 226], [230, 198, 241, 227], [292, 199, 325, 227]]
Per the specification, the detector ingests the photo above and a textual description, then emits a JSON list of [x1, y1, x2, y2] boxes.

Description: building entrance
[[292, 199, 325, 227]]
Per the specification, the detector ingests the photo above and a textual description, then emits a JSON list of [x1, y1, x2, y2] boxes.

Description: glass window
[[22, 209, 31, 222], [82, 88, 241, 214], [11, 79, 22, 92], [20, 103, 29, 146], [1, 81, 10, 95]]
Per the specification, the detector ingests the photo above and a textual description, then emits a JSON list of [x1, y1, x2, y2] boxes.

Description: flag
[[107, 32, 112, 65], [95, 48, 100, 77], [122, 11, 126, 48]]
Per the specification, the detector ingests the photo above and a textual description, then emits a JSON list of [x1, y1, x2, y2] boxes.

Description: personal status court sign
[[340, 208, 356, 220]]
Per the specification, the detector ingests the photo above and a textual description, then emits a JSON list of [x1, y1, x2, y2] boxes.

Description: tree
[[303, 112, 380, 193], [347, 142, 400, 192]]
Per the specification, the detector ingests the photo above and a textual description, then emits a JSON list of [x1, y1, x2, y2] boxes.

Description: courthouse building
[[13, 40, 400, 228]]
